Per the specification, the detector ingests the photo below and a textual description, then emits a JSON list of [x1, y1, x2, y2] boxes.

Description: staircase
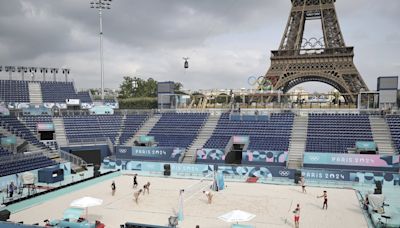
[[53, 117, 68, 147], [287, 115, 308, 169], [28, 82, 43, 105], [115, 114, 127, 145], [125, 114, 162, 146], [182, 113, 220, 163], [369, 116, 396, 156]]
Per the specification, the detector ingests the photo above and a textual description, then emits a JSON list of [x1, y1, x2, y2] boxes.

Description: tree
[[174, 82, 183, 92], [118, 76, 135, 99], [118, 76, 184, 99]]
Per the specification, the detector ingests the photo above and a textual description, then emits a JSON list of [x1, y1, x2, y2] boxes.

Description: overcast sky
[[0, 0, 399, 92]]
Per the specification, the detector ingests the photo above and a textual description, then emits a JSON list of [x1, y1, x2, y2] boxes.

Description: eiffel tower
[[264, 0, 368, 103]]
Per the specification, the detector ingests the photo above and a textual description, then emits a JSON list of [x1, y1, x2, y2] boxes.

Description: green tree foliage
[[118, 97, 157, 109], [118, 77, 183, 99]]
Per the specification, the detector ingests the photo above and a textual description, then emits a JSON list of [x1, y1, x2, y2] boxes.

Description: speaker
[[0, 209, 10, 221], [294, 170, 302, 184], [164, 164, 171, 176]]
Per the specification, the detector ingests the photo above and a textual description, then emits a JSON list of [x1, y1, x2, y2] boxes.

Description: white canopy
[[218, 210, 256, 223], [70, 197, 103, 219], [70, 197, 103, 208]]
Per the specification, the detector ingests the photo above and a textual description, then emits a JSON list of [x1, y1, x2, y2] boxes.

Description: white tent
[[70, 197, 103, 218], [218, 210, 256, 223]]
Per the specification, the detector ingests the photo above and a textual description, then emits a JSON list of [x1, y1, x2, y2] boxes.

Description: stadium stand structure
[[0, 80, 30, 103], [21, 115, 53, 133], [305, 113, 373, 153], [182, 114, 220, 163], [0, 116, 49, 150], [369, 115, 396, 155], [287, 115, 308, 169], [0, 153, 57, 177], [63, 115, 122, 144], [40, 81, 77, 103], [148, 113, 209, 148], [125, 114, 161, 146], [386, 115, 400, 153], [118, 114, 149, 145], [0, 80, 91, 104], [77, 91, 93, 103], [203, 113, 294, 151]]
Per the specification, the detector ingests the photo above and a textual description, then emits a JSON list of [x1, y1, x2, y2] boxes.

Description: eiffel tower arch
[[264, 0, 368, 103]]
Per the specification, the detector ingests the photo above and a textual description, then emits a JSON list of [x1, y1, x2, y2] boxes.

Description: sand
[[10, 174, 367, 228]]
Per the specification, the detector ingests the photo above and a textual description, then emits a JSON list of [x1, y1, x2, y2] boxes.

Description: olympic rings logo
[[279, 170, 290, 176], [119, 149, 128, 154], [309, 156, 320, 161], [248, 76, 273, 91]]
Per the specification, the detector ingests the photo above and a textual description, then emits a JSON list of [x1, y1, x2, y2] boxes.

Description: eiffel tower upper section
[[265, 0, 368, 103]]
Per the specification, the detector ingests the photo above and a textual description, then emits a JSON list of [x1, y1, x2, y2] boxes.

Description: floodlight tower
[[40, 67, 48, 81], [5, 66, 15, 80], [62, 68, 70, 82], [90, 0, 112, 101], [28, 67, 37, 81], [50, 68, 59, 82], [17, 66, 28, 80]]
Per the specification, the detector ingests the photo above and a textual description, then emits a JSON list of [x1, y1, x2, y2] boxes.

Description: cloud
[[0, 0, 398, 92]]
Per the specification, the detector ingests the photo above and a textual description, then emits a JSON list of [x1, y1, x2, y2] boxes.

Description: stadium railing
[[57, 149, 88, 168]]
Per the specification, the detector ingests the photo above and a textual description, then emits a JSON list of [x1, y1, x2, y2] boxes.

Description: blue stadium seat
[[305, 113, 373, 153], [148, 113, 209, 149], [204, 113, 294, 151]]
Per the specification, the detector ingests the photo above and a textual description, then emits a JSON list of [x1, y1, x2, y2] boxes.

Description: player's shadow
[[279, 216, 295, 227], [307, 202, 324, 210]]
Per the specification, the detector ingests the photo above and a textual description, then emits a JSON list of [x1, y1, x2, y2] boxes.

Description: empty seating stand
[[40, 81, 77, 103], [77, 91, 93, 103], [0, 146, 12, 157], [0, 154, 57, 177], [306, 113, 373, 153], [204, 113, 294, 151], [148, 113, 209, 148], [119, 114, 149, 145], [63, 115, 123, 144], [0, 80, 30, 103], [386, 115, 400, 153], [21, 115, 53, 132], [0, 116, 48, 149]]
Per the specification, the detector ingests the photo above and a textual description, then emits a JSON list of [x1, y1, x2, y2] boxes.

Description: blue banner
[[139, 135, 155, 144], [301, 169, 349, 181], [1, 136, 16, 145], [356, 141, 377, 151], [116, 146, 184, 161], [303, 153, 393, 168]]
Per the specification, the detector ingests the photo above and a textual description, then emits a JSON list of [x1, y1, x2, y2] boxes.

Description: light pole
[[40, 67, 48, 82], [17, 66, 27, 80], [50, 68, 59, 82], [62, 68, 70, 82], [5, 66, 15, 80], [29, 67, 37, 81], [90, 0, 112, 101]]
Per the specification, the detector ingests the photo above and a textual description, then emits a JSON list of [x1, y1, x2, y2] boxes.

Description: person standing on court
[[133, 189, 142, 204], [203, 190, 213, 204], [300, 176, 306, 193], [111, 181, 116, 196], [317, 190, 328, 209], [8, 182, 15, 198], [133, 174, 138, 189], [293, 203, 300, 228]]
